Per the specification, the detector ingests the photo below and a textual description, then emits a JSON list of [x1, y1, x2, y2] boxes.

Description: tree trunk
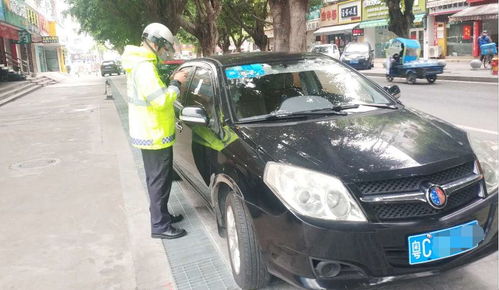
[[269, 0, 290, 52], [247, 23, 268, 51], [218, 28, 231, 53], [200, 23, 219, 56], [386, 0, 414, 38], [289, 0, 308, 53], [177, 0, 222, 56]]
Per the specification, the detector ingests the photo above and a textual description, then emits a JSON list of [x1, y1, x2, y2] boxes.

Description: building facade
[[0, 0, 65, 75], [310, 0, 497, 59]]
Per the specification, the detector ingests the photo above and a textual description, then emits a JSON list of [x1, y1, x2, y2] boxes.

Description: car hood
[[343, 52, 368, 59], [236, 108, 473, 181]]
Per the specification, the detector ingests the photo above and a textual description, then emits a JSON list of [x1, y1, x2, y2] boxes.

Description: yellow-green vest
[[122, 45, 178, 150]]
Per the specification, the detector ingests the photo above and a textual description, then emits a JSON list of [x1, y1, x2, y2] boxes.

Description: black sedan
[[100, 60, 122, 76], [171, 52, 498, 289], [340, 42, 374, 70]]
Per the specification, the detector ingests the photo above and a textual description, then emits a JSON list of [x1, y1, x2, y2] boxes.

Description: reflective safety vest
[[192, 125, 239, 152], [122, 45, 178, 150]]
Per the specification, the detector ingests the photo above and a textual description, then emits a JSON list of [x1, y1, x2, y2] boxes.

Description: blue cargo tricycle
[[385, 38, 445, 84]]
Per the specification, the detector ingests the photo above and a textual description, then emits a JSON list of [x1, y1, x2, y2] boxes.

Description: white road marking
[[456, 125, 499, 136]]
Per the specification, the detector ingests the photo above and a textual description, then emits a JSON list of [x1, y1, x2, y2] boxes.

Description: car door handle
[[176, 122, 183, 133]]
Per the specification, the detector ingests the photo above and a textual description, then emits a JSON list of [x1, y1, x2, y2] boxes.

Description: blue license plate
[[408, 220, 484, 265], [350, 60, 359, 64]]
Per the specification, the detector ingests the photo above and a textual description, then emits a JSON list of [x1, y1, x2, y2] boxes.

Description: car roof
[[188, 52, 327, 67]]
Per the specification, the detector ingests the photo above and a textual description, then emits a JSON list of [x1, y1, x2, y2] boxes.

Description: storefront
[[314, 1, 361, 51], [361, 0, 427, 58], [449, 1, 498, 57], [34, 36, 63, 72], [426, 0, 470, 57]]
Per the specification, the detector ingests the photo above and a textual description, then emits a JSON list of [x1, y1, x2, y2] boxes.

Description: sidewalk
[[0, 75, 174, 290], [367, 58, 498, 82]]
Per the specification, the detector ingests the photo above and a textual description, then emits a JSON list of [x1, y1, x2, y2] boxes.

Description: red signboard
[[463, 25, 472, 40], [352, 28, 364, 36]]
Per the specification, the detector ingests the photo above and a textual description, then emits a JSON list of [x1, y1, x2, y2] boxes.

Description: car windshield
[[102, 61, 115, 65], [224, 58, 393, 121], [345, 44, 369, 53]]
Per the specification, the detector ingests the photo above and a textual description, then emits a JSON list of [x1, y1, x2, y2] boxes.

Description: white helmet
[[142, 23, 175, 59]]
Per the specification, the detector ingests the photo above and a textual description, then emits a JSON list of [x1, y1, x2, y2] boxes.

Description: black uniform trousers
[[141, 147, 173, 234]]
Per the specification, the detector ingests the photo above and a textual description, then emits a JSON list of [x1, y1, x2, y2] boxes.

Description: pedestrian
[[122, 23, 188, 240], [478, 30, 492, 63]]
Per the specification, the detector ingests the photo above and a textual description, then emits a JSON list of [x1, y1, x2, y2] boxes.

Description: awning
[[449, 3, 498, 22], [359, 14, 424, 28], [360, 19, 388, 28], [314, 23, 359, 35]]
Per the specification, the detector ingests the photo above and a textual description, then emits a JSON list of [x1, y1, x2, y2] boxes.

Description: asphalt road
[[367, 76, 498, 143], [176, 77, 498, 290]]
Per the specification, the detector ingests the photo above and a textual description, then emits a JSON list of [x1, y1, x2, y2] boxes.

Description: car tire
[[426, 75, 437, 83], [225, 193, 270, 289], [386, 75, 394, 82], [406, 72, 417, 84], [101, 73, 105, 77]]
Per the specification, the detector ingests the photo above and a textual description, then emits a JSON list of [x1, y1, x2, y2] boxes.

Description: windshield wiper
[[234, 105, 354, 124], [356, 103, 398, 109], [308, 104, 360, 112], [234, 113, 310, 124]]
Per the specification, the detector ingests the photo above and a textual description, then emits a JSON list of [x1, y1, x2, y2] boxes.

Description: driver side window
[[185, 66, 220, 132]]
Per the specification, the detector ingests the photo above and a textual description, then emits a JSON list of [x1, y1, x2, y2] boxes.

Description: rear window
[[224, 58, 393, 121]]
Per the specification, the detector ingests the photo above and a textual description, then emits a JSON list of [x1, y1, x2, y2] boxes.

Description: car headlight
[[263, 162, 367, 222], [468, 135, 498, 193]]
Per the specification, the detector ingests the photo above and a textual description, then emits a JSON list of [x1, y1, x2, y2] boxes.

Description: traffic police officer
[[122, 23, 188, 239]]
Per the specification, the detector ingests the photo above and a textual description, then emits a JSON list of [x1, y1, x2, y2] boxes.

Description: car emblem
[[426, 185, 447, 209]]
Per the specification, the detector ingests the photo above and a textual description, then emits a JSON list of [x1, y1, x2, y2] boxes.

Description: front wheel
[[406, 72, 417, 84], [426, 74, 437, 83], [225, 193, 270, 289], [386, 75, 394, 82]]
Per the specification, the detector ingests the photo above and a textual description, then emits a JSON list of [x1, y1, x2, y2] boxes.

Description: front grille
[[356, 162, 474, 195], [365, 183, 480, 221]]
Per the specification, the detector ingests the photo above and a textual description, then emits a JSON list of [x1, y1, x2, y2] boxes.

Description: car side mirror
[[384, 85, 401, 99], [180, 106, 208, 126]]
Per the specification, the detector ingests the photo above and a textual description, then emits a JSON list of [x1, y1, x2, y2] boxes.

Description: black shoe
[[151, 225, 187, 239], [170, 214, 184, 224]]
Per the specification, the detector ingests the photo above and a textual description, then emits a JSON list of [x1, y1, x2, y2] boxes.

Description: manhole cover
[[10, 158, 60, 170]]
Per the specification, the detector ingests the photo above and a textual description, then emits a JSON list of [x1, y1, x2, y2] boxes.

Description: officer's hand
[[173, 71, 188, 84]]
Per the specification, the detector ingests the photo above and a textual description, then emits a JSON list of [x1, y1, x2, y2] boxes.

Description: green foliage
[[67, 0, 145, 52], [308, 0, 322, 8], [67, 0, 188, 52], [222, 0, 269, 50]]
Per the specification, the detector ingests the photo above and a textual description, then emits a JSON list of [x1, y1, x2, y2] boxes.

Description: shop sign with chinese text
[[3, 0, 28, 29], [427, 0, 466, 8], [338, 0, 362, 24], [320, 4, 338, 27], [42, 35, 58, 43]]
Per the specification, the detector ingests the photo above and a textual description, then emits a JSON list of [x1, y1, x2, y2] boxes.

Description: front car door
[[174, 63, 221, 200]]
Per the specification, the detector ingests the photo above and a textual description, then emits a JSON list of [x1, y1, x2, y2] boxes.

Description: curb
[[363, 72, 498, 83]]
